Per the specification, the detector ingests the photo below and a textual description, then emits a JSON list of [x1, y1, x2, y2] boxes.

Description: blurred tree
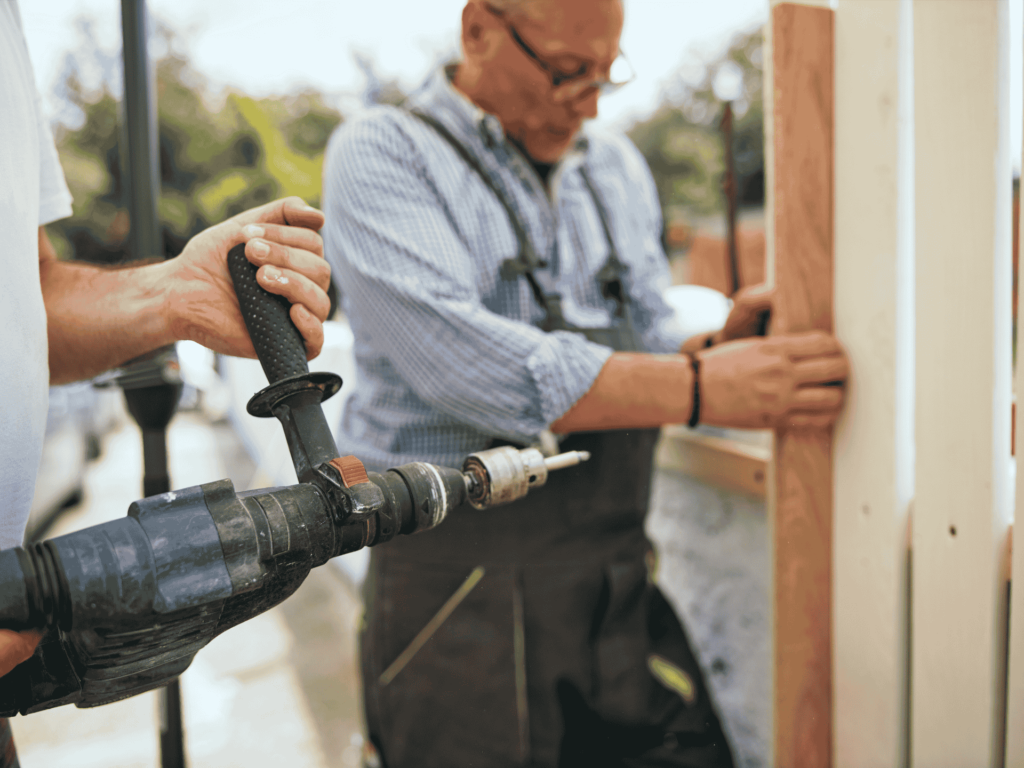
[[628, 25, 764, 229], [47, 18, 343, 265]]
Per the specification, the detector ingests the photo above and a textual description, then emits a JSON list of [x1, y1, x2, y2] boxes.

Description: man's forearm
[[550, 352, 695, 433], [40, 243, 175, 385]]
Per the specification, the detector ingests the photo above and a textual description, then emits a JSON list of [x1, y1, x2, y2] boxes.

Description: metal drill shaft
[[543, 450, 591, 472]]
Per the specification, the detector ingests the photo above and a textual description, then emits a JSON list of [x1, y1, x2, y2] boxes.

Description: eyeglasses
[[484, 4, 636, 103]]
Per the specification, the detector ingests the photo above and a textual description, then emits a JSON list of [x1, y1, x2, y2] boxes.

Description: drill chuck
[[461, 446, 591, 509]]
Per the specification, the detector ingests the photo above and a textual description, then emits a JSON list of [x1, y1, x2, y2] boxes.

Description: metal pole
[[720, 101, 741, 296], [120, 0, 161, 263], [119, 2, 186, 766]]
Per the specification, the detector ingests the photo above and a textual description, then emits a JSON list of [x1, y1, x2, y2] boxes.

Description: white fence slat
[[912, 1, 1013, 766], [833, 1, 911, 765]]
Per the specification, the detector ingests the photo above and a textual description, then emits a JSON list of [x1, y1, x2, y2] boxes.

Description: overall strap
[[407, 110, 551, 317], [407, 109, 632, 333], [578, 166, 631, 319]]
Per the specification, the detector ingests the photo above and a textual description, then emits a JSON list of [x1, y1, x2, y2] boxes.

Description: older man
[[324, 1, 846, 766]]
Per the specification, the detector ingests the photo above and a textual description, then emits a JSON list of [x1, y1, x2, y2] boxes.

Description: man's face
[[466, 0, 624, 163]]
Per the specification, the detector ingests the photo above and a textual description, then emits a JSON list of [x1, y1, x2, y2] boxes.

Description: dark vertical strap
[[407, 108, 635, 336], [578, 167, 632, 319], [407, 110, 556, 321]]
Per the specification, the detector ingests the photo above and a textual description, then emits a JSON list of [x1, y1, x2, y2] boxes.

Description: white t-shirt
[[0, 0, 74, 548]]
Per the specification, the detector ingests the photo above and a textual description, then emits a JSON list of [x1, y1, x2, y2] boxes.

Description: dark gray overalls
[[360, 112, 734, 768]]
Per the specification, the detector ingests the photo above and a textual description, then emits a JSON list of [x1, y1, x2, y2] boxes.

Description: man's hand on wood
[[699, 331, 848, 430], [716, 283, 774, 343]]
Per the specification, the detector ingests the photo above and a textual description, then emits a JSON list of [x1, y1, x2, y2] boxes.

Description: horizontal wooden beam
[[656, 427, 769, 499]]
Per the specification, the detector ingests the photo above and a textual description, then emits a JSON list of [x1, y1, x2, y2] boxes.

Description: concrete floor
[[10, 410, 771, 768]]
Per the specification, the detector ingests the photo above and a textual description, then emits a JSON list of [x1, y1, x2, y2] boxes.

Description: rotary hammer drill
[[0, 244, 587, 716]]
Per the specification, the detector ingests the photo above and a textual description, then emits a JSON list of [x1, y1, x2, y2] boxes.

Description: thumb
[[235, 197, 324, 231]]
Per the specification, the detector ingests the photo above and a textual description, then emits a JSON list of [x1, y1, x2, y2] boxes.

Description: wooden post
[[832, 0, 913, 765], [911, 1, 1013, 765], [768, 4, 835, 766]]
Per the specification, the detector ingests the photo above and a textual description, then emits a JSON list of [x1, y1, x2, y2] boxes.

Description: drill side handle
[[226, 244, 341, 482]]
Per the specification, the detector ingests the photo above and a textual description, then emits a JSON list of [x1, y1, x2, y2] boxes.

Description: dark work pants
[[361, 430, 735, 768]]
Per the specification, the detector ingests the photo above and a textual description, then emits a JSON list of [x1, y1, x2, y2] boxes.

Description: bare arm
[[41, 197, 332, 385], [551, 353, 695, 432], [552, 331, 848, 434], [40, 230, 174, 384]]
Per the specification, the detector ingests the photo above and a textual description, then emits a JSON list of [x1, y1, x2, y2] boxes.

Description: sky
[[17, 0, 1024, 171], [20, 0, 769, 130]]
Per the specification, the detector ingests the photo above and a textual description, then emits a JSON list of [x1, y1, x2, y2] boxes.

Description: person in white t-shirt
[[0, 0, 332, 688]]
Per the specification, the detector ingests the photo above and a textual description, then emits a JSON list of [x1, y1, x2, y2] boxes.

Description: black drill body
[[0, 243, 585, 717], [0, 243, 474, 717], [0, 462, 466, 716]]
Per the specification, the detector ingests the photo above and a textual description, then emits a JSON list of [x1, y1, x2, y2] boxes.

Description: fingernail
[[243, 224, 265, 238], [263, 266, 289, 284], [250, 240, 270, 257]]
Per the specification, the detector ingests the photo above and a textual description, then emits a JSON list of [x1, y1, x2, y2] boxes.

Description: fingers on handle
[[291, 304, 325, 360], [244, 223, 324, 257], [256, 265, 331, 321], [246, 239, 331, 291], [238, 197, 325, 231]]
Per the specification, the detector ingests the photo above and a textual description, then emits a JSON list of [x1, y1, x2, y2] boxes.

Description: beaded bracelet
[[688, 355, 701, 428]]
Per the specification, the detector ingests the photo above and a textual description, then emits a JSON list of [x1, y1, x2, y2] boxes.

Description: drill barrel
[[0, 458, 471, 716]]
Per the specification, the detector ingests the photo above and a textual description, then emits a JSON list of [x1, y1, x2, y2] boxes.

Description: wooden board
[[769, 4, 835, 766], [911, 1, 1013, 765], [832, 1, 912, 765], [656, 427, 769, 499]]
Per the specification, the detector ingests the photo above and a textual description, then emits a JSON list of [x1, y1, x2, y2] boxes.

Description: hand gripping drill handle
[[0, 244, 587, 716]]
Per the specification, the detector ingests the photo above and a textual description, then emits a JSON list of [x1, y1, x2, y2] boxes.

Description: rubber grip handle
[[227, 243, 308, 384]]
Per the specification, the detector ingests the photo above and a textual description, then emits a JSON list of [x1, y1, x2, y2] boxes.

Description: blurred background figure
[[11, 2, 1023, 768]]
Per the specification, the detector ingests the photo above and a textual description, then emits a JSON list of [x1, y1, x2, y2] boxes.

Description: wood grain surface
[[770, 4, 835, 767]]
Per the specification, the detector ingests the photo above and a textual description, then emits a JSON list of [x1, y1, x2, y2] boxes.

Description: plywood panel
[[911, 1, 1013, 765], [832, 1, 912, 766], [769, 4, 835, 766]]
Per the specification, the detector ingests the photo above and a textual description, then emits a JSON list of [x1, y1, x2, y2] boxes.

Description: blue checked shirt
[[322, 66, 687, 471]]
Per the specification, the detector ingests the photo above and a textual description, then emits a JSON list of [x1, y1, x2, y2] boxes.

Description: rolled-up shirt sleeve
[[323, 113, 611, 444]]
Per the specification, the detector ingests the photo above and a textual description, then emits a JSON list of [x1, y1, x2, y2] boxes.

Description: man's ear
[[461, 1, 494, 57]]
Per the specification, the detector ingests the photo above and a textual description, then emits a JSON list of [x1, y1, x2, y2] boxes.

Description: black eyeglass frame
[[484, 4, 635, 97]]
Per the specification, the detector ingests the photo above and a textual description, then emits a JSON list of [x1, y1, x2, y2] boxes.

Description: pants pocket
[[363, 559, 522, 768]]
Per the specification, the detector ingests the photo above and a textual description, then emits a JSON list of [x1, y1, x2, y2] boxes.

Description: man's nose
[[569, 90, 600, 120]]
